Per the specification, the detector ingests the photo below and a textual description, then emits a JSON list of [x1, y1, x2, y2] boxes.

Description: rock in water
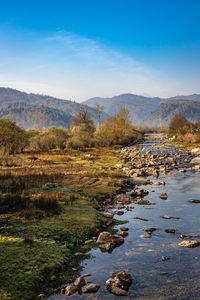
[[82, 283, 100, 293], [162, 215, 171, 219], [161, 256, 171, 261], [120, 226, 129, 231], [111, 287, 128, 296], [165, 229, 176, 233], [117, 231, 128, 237], [65, 285, 78, 296], [96, 232, 112, 243], [143, 227, 156, 234], [189, 199, 200, 204], [106, 270, 132, 295], [74, 276, 86, 287], [159, 193, 168, 200], [178, 240, 200, 248]]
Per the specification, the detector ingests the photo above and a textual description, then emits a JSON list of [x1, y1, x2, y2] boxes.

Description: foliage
[[168, 113, 189, 135], [29, 127, 69, 151], [0, 119, 28, 155], [95, 107, 142, 146], [68, 109, 95, 149]]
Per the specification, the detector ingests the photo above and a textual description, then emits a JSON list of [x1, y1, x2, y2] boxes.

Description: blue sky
[[0, 0, 200, 101]]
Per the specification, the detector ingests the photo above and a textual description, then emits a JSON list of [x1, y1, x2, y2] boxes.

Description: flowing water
[[49, 139, 200, 299]]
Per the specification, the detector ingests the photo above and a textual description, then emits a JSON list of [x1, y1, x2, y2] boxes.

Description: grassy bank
[[0, 147, 128, 300]]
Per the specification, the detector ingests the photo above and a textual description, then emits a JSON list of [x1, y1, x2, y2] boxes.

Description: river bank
[[49, 135, 200, 299], [0, 147, 133, 300]]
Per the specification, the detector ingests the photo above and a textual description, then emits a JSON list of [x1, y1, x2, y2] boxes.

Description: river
[[48, 137, 200, 299]]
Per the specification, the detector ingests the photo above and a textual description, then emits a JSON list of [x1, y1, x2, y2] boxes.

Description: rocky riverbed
[[48, 135, 200, 299]]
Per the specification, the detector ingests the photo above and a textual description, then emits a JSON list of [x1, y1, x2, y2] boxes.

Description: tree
[[68, 108, 95, 149], [0, 119, 28, 154], [94, 104, 104, 128], [95, 108, 140, 146], [70, 108, 93, 128], [169, 113, 189, 135]]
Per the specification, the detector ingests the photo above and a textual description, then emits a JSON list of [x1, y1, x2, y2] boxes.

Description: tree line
[[0, 106, 142, 155]]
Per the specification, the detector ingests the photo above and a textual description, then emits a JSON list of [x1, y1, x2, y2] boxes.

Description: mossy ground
[[0, 147, 127, 300]]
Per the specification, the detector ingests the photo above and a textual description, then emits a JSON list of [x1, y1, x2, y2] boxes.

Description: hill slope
[[83, 94, 164, 125], [0, 104, 71, 129], [144, 100, 200, 126], [0, 87, 108, 127]]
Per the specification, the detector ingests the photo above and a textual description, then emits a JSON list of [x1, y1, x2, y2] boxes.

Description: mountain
[[0, 87, 107, 128], [0, 103, 71, 129], [83, 93, 165, 125], [144, 100, 200, 126], [169, 94, 200, 101]]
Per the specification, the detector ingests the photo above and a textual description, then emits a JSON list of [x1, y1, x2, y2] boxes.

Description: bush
[[169, 114, 189, 135], [29, 127, 68, 151]]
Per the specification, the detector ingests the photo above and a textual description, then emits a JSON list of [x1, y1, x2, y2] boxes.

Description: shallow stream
[[49, 140, 200, 299]]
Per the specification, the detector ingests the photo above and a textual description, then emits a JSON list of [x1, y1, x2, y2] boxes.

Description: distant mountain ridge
[[83, 93, 200, 126], [1, 87, 200, 128], [144, 99, 200, 126], [83, 93, 165, 125]]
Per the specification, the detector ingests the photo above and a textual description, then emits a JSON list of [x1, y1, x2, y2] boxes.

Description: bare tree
[[94, 104, 104, 128]]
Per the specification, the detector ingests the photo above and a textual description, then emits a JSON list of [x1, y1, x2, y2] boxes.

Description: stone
[[191, 147, 200, 154], [111, 236, 124, 245], [154, 181, 161, 185], [85, 239, 93, 244], [140, 234, 151, 238], [189, 199, 200, 204], [65, 285, 79, 296], [120, 226, 129, 231], [82, 283, 100, 293], [74, 276, 87, 287], [143, 227, 156, 234], [115, 210, 124, 215], [158, 272, 168, 275], [99, 242, 116, 252], [161, 256, 171, 261], [152, 170, 159, 178], [178, 240, 200, 248], [137, 199, 152, 205], [74, 252, 85, 256], [135, 217, 149, 221], [117, 231, 128, 237], [180, 234, 188, 239], [44, 182, 59, 188], [160, 181, 166, 185], [37, 294, 46, 299], [106, 270, 132, 293], [96, 232, 112, 244], [165, 229, 176, 233], [159, 193, 168, 200], [110, 287, 128, 296], [162, 215, 171, 219], [106, 218, 114, 226], [191, 157, 200, 164], [179, 169, 186, 173], [103, 212, 114, 218]]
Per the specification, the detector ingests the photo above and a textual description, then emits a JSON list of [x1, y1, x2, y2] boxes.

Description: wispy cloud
[[0, 29, 183, 100]]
